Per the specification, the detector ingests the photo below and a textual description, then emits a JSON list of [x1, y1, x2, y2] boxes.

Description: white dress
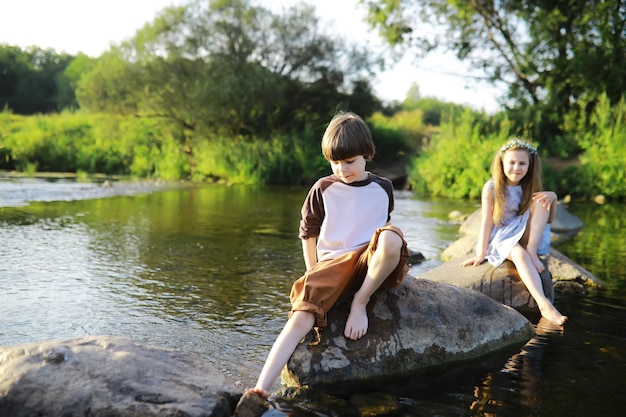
[[485, 180, 551, 267]]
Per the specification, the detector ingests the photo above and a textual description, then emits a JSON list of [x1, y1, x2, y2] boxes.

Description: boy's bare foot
[[244, 387, 270, 400], [345, 299, 368, 340]]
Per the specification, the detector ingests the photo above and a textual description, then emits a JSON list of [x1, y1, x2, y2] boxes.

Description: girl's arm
[[476, 185, 495, 259], [301, 237, 318, 270], [533, 191, 558, 223], [461, 182, 494, 267], [548, 196, 557, 223]]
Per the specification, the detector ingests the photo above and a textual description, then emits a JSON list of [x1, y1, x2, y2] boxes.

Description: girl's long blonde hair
[[491, 138, 543, 226]]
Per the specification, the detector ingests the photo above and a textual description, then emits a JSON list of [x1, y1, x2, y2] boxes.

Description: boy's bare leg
[[525, 201, 550, 273], [249, 311, 315, 398], [345, 230, 403, 340], [509, 245, 567, 326]]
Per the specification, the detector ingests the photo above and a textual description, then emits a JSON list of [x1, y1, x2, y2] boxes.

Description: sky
[[0, 0, 503, 113]]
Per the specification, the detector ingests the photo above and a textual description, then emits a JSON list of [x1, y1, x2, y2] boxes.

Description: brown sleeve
[[298, 178, 327, 240]]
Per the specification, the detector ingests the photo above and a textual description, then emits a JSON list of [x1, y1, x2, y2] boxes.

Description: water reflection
[[469, 320, 563, 416], [1, 178, 625, 416]]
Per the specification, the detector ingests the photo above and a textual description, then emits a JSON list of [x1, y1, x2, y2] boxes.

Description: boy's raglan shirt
[[299, 173, 394, 262]]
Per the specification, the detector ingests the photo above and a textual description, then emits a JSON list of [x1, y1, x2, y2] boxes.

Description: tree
[[0, 45, 27, 111], [77, 0, 382, 138], [0, 45, 74, 114], [363, 0, 626, 155], [57, 53, 96, 110]]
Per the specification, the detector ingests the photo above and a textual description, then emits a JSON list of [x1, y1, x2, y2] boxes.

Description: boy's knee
[[284, 311, 317, 341]]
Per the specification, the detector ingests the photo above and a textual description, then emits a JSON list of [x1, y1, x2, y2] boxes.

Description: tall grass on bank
[[2, 94, 625, 198], [1, 112, 131, 175], [0, 111, 328, 184], [564, 93, 626, 199], [191, 130, 326, 185], [408, 110, 511, 200], [408, 94, 626, 201], [369, 109, 428, 154]]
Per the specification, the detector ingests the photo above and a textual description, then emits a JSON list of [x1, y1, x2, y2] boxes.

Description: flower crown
[[499, 138, 537, 156]]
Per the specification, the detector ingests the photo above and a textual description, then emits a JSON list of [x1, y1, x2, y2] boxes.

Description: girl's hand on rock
[[460, 256, 485, 267]]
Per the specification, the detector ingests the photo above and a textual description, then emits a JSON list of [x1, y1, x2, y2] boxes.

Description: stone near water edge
[[233, 391, 270, 417], [440, 234, 602, 290], [0, 335, 240, 417], [419, 256, 555, 314], [548, 247, 603, 289], [281, 278, 534, 389]]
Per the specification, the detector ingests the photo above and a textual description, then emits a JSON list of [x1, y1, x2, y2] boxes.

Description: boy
[[248, 112, 410, 398]]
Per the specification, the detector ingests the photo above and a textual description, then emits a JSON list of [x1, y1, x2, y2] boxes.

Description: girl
[[460, 138, 567, 326]]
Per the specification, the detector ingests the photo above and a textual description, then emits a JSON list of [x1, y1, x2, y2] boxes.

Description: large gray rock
[[458, 209, 482, 236], [419, 256, 554, 314], [281, 278, 534, 389], [0, 336, 240, 417], [549, 204, 584, 234], [549, 247, 604, 291], [441, 234, 479, 261]]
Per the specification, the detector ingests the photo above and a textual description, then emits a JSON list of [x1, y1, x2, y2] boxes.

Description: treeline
[[0, 46, 81, 114], [1, 0, 625, 200], [0, 0, 424, 184], [2, 1, 383, 134]]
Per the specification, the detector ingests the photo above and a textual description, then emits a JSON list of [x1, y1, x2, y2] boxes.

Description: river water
[[0, 175, 624, 416]]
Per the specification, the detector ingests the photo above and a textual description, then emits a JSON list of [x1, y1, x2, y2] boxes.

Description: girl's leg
[[345, 229, 403, 340], [509, 244, 567, 326], [250, 310, 315, 398], [523, 200, 550, 273]]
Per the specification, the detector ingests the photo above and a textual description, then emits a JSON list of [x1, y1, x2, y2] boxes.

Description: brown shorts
[[289, 225, 410, 327]]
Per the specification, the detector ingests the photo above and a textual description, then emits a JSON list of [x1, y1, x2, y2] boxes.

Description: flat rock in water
[[419, 256, 554, 314], [0, 336, 240, 417], [282, 278, 534, 389], [548, 247, 603, 288]]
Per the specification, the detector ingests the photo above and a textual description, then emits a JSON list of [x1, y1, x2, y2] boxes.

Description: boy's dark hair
[[321, 112, 375, 162]]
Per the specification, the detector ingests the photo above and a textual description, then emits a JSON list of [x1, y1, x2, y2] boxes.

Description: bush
[[369, 109, 425, 156], [408, 110, 511, 199], [191, 129, 326, 185], [566, 93, 626, 199]]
